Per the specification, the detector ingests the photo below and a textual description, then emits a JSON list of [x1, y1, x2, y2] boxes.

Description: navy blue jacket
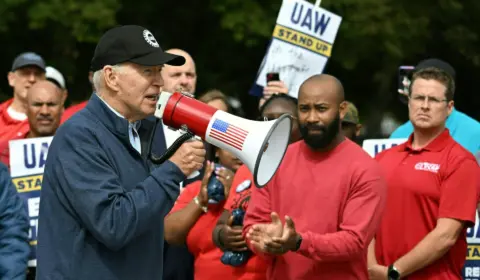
[[0, 162, 29, 280], [36, 94, 186, 280]]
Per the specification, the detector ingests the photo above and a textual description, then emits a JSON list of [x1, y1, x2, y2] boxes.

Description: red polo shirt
[[374, 129, 480, 280]]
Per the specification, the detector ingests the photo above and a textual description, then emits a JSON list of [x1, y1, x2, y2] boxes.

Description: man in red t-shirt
[[368, 64, 480, 280], [242, 74, 387, 279], [0, 52, 46, 152]]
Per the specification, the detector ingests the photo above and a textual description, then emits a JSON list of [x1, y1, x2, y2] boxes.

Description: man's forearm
[[393, 230, 454, 277], [367, 238, 378, 266], [296, 230, 365, 262]]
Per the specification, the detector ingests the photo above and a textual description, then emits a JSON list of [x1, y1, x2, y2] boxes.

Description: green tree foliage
[[0, 0, 478, 136], [211, 0, 480, 134]]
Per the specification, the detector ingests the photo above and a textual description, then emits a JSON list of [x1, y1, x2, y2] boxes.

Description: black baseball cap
[[11, 52, 46, 72], [415, 58, 456, 80], [90, 25, 185, 71]]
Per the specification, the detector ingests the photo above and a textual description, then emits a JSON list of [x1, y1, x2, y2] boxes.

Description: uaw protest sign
[[255, 0, 342, 98], [362, 138, 407, 158], [363, 138, 480, 280], [465, 212, 480, 280], [9, 136, 53, 267]]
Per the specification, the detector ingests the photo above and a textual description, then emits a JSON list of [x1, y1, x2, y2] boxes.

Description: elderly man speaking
[[36, 25, 206, 280]]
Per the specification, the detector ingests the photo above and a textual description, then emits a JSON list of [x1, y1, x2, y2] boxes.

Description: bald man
[[161, 49, 197, 95], [26, 80, 64, 138], [0, 81, 64, 169], [243, 74, 387, 279]]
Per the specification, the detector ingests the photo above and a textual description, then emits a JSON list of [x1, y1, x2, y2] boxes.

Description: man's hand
[[169, 140, 205, 176], [263, 81, 289, 98], [260, 80, 289, 109], [246, 212, 283, 254], [368, 264, 388, 280], [268, 215, 299, 253], [398, 76, 410, 96], [220, 215, 248, 251]]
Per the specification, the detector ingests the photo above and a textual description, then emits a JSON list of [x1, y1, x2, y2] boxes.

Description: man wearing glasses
[[367, 64, 480, 280], [390, 59, 480, 156]]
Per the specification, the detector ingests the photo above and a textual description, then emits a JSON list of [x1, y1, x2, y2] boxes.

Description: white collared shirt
[[97, 94, 142, 154]]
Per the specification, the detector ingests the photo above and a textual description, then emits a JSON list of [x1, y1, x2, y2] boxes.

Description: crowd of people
[[0, 24, 479, 280]]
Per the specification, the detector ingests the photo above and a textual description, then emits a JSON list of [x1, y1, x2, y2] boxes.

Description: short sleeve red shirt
[[374, 129, 480, 280], [169, 181, 234, 280], [224, 164, 268, 280]]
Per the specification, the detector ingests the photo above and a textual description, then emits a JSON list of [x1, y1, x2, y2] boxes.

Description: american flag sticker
[[210, 119, 249, 151]]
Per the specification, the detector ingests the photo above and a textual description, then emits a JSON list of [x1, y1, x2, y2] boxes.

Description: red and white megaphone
[[154, 91, 292, 188]]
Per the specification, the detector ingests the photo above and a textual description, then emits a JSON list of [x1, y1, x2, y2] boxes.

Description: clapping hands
[[246, 212, 300, 255]]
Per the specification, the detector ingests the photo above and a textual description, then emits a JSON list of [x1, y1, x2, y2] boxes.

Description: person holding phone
[[259, 72, 289, 108]]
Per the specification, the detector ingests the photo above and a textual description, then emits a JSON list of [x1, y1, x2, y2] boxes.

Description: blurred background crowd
[[0, 0, 479, 141]]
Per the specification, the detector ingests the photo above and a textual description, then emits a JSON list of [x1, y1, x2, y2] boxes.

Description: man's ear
[[62, 90, 68, 105], [7, 72, 15, 87], [88, 71, 93, 85], [103, 66, 120, 91], [447, 100, 454, 116], [355, 124, 362, 137], [339, 101, 347, 119]]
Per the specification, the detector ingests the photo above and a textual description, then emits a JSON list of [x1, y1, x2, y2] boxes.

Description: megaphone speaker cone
[[253, 114, 291, 187], [204, 110, 292, 188]]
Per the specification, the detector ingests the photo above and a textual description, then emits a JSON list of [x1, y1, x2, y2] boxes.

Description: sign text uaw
[[9, 136, 53, 267]]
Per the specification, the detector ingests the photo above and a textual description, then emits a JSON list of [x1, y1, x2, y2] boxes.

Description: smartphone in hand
[[266, 72, 280, 83], [398, 66, 415, 104], [398, 66, 414, 94]]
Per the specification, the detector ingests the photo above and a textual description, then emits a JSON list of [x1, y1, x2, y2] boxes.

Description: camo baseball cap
[[342, 101, 359, 125]]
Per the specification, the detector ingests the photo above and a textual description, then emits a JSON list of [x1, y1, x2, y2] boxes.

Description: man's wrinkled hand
[[169, 140, 205, 176]]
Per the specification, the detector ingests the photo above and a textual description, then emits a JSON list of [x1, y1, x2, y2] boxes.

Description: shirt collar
[[96, 93, 141, 130], [404, 128, 451, 152]]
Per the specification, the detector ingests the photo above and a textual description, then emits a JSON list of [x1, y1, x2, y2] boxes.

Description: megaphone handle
[[150, 128, 196, 165]]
